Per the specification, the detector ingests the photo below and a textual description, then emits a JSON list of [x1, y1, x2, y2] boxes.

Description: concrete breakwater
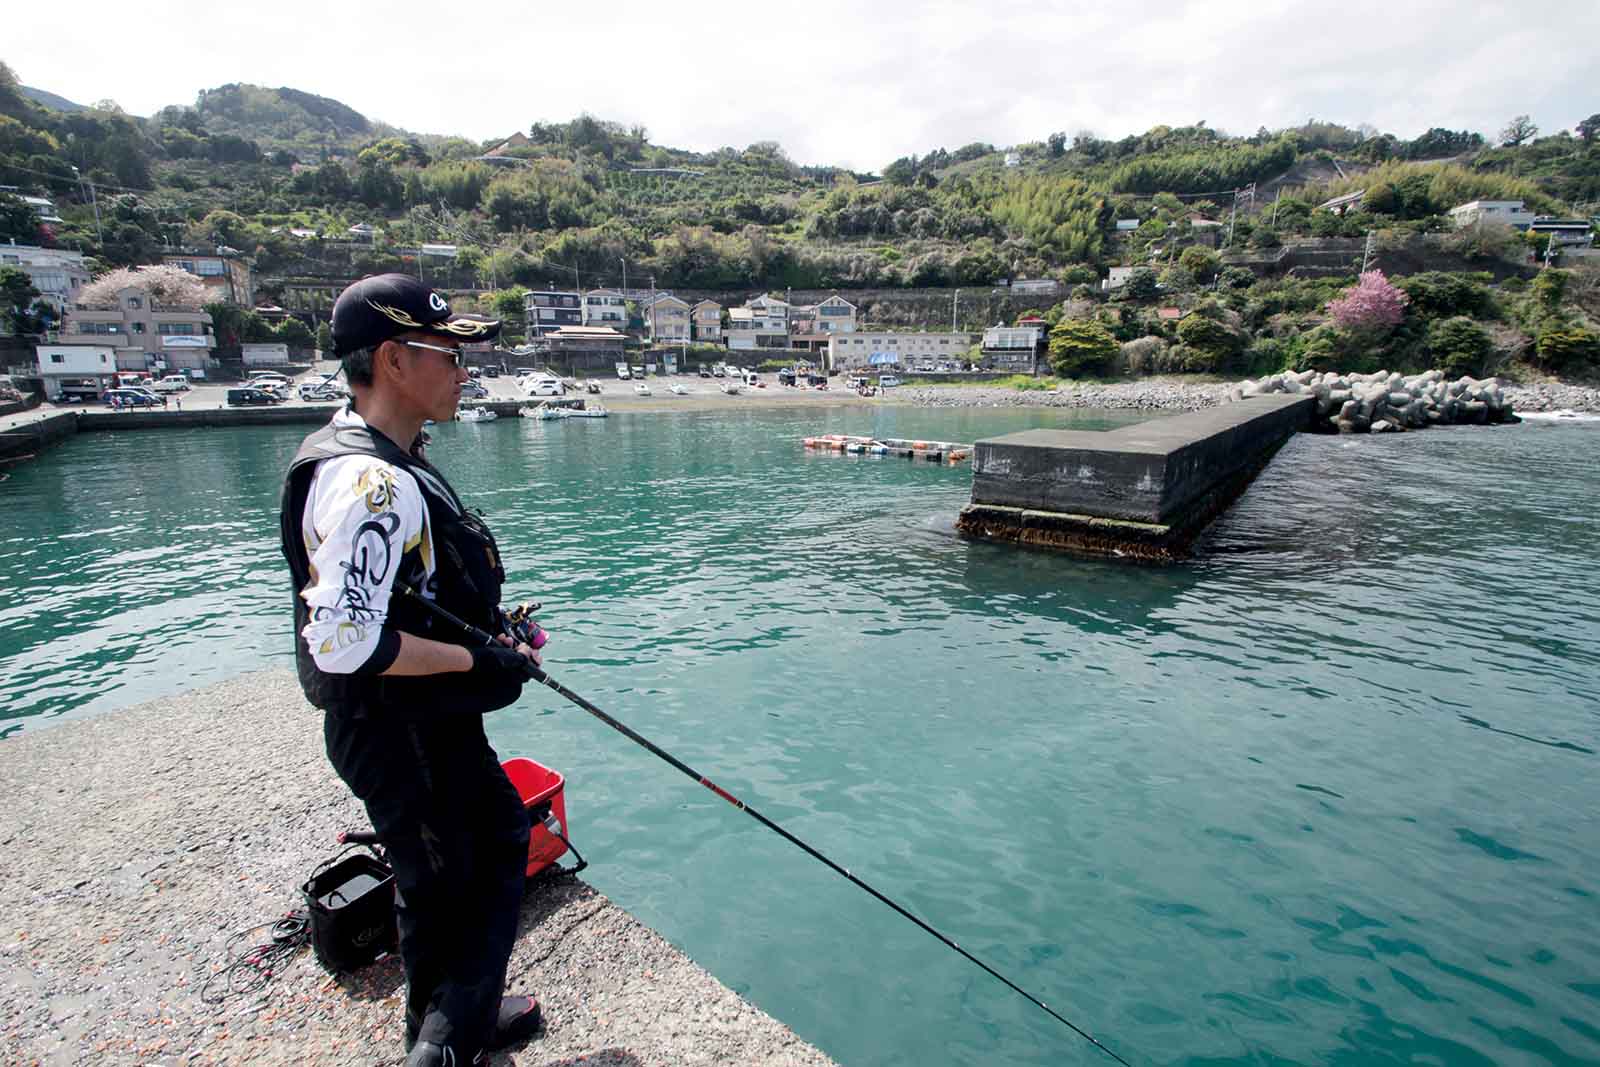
[[1231, 370, 1519, 433], [0, 672, 838, 1066], [958, 394, 1314, 559]]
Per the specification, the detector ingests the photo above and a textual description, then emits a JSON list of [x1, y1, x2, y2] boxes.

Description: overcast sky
[[9, 0, 1597, 171]]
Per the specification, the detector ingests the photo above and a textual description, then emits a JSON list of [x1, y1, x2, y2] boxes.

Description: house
[[241, 342, 290, 367], [0, 243, 90, 313], [1103, 266, 1138, 291], [545, 325, 628, 372], [980, 325, 1043, 372], [1004, 151, 1021, 167], [726, 297, 790, 350], [18, 194, 63, 224], [524, 288, 582, 340], [640, 293, 690, 343], [1449, 200, 1536, 230], [806, 294, 858, 333], [253, 303, 289, 324], [1317, 190, 1366, 216], [62, 286, 215, 373], [1115, 218, 1141, 232], [582, 288, 629, 328], [828, 331, 974, 371], [1529, 217, 1595, 247], [33, 343, 117, 401], [346, 223, 378, 242], [691, 299, 723, 343], [162, 250, 255, 306]]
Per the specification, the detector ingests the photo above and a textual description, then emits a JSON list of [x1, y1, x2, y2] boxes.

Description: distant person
[[278, 274, 544, 1066]]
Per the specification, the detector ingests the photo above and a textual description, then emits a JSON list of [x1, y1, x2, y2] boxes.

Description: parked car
[[298, 382, 343, 401], [227, 387, 283, 406], [526, 377, 563, 397], [483, 366, 500, 378], [150, 374, 192, 394], [460, 381, 490, 399], [247, 371, 291, 386], [467, 367, 482, 379], [879, 375, 901, 388], [103, 388, 164, 408]]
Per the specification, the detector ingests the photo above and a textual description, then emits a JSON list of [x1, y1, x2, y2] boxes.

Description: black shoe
[[489, 994, 543, 1048], [404, 1040, 467, 1067]]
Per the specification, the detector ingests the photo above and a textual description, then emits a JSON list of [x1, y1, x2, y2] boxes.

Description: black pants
[[324, 707, 531, 1056]]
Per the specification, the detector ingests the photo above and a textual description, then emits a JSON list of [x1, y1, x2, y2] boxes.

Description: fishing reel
[[502, 600, 548, 651]]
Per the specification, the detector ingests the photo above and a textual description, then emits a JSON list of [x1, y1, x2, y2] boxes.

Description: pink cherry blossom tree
[[1326, 269, 1409, 333]]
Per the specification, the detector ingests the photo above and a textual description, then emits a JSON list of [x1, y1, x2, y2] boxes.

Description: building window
[[77, 322, 121, 335], [197, 260, 226, 276], [158, 322, 198, 336], [127, 296, 142, 309], [132, 322, 146, 334], [50, 352, 63, 363]]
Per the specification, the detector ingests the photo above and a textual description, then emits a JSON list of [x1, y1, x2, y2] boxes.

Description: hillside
[[2, 64, 1596, 301], [19, 85, 85, 113]]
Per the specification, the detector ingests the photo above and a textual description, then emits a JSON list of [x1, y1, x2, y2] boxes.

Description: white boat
[[518, 404, 566, 420], [634, 383, 652, 396], [669, 383, 688, 396], [568, 403, 608, 418], [458, 406, 498, 422], [719, 381, 742, 395]]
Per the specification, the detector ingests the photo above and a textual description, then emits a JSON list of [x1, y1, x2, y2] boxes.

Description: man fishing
[[279, 274, 545, 1066]]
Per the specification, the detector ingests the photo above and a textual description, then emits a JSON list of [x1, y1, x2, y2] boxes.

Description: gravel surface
[[0, 672, 838, 1067]]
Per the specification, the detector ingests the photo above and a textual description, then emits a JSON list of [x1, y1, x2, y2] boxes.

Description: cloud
[[9, 0, 1598, 169]]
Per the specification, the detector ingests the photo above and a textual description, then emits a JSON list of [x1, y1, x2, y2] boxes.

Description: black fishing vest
[[279, 418, 522, 717]]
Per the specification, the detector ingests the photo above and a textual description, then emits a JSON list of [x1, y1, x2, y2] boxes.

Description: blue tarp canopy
[[868, 352, 898, 365]]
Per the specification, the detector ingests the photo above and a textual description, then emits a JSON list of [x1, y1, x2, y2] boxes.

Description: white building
[[33, 343, 117, 400], [582, 288, 628, 328], [0, 243, 90, 313], [829, 331, 974, 371], [726, 300, 790, 351], [1449, 200, 1536, 230], [242, 342, 291, 367], [63, 286, 216, 373], [1103, 266, 1138, 291]]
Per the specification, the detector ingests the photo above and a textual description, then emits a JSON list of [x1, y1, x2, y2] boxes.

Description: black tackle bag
[[302, 845, 398, 973]]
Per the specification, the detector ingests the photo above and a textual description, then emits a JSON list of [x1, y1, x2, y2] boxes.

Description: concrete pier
[[956, 394, 1315, 559]]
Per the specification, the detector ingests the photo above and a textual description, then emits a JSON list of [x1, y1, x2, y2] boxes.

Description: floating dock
[[956, 395, 1315, 559], [802, 433, 972, 463]]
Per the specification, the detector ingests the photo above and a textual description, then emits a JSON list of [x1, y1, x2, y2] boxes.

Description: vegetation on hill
[[0, 58, 1596, 380]]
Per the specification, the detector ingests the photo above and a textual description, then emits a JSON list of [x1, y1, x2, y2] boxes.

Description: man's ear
[[374, 339, 403, 384]]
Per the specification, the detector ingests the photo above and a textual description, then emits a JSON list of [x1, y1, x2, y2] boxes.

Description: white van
[[527, 376, 564, 397], [879, 375, 901, 388], [150, 374, 192, 393]]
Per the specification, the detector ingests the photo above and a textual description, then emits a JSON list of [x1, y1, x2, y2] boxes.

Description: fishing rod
[[396, 583, 1133, 1067]]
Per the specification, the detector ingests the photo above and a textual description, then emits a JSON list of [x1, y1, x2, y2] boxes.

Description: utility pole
[[650, 275, 657, 345], [1361, 230, 1376, 273], [952, 289, 959, 332], [72, 167, 103, 245], [1225, 188, 1238, 249], [620, 257, 627, 297]]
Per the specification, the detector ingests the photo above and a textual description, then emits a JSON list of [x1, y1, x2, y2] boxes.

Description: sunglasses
[[399, 339, 465, 365]]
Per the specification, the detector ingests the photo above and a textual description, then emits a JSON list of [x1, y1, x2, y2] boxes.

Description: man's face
[[385, 332, 467, 421]]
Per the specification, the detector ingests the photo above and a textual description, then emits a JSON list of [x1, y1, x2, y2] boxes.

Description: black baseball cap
[[330, 274, 501, 356]]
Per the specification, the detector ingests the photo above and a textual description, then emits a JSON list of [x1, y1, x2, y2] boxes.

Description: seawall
[[0, 672, 839, 1066], [957, 394, 1315, 559]]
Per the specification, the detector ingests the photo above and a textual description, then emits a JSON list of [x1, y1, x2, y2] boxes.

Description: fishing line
[[397, 584, 1133, 1066]]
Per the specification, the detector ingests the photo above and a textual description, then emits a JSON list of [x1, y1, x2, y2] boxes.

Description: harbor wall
[[957, 395, 1315, 558]]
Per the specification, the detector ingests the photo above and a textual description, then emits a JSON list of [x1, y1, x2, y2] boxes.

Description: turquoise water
[[3, 408, 1598, 1067]]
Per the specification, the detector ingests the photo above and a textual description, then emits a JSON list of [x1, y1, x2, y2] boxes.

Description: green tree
[[1536, 325, 1599, 372], [1578, 114, 1600, 149], [0, 191, 41, 243], [486, 287, 528, 339], [1425, 316, 1493, 376], [315, 321, 334, 353], [1175, 314, 1243, 370], [1123, 267, 1159, 301], [0, 265, 48, 335], [1047, 319, 1118, 377], [1178, 246, 1222, 283], [275, 317, 315, 349]]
